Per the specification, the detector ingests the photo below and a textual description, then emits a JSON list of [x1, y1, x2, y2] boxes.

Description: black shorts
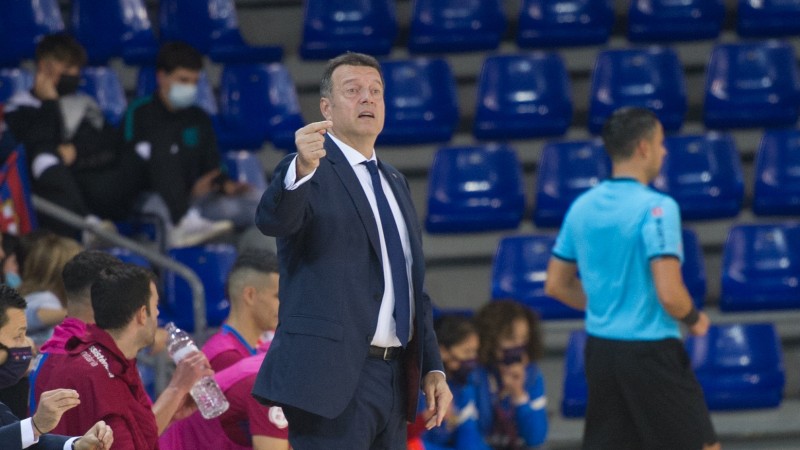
[[582, 335, 717, 450]]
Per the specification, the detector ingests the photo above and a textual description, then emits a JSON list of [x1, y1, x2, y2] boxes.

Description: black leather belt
[[368, 345, 403, 360]]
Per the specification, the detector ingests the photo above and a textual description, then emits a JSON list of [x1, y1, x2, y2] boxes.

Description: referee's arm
[[545, 257, 587, 311], [651, 256, 710, 336]]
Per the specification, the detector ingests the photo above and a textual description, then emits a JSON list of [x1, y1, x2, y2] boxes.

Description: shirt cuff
[[21, 418, 37, 448], [284, 155, 316, 190], [427, 370, 446, 381], [63, 437, 79, 450]]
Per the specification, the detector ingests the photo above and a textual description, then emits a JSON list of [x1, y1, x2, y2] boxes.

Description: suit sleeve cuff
[[427, 370, 446, 381], [63, 437, 79, 450], [21, 417, 37, 448], [284, 155, 316, 190]]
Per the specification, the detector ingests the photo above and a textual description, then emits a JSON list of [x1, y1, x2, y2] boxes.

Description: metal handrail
[[31, 195, 208, 336]]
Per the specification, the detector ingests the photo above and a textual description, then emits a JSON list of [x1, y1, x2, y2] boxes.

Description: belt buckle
[[383, 347, 391, 360]]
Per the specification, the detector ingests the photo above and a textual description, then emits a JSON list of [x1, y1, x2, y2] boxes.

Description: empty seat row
[[563, 323, 786, 417]]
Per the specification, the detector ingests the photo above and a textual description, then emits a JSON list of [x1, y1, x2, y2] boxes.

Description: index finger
[[297, 120, 333, 136], [42, 389, 80, 400]]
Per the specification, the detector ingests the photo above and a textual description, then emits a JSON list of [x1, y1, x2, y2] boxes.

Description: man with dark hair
[[0, 284, 114, 450], [37, 265, 212, 450], [5, 33, 138, 237], [202, 249, 280, 372], [252, 52, 451, 448], [545, 107, 720, 450], [122, 41, 254, 248]]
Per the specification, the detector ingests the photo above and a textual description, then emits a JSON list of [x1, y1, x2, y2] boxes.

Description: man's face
[[158, 67, 200, 106], [0, 308, 26, 349], [644, 122, 667, 182], [142, 282, 160, 348], [254, 273, 280, 332], [321, 65, 385, 145]]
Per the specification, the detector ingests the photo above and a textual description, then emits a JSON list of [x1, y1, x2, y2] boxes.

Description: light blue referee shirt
[[552, 178, 683, 340]]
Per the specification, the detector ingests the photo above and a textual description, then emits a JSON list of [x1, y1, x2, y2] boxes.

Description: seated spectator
[[18, 234, 81, 348], [202, 249, 280, 371], [417, 315, 489, 450], [36, 264, 212, 449], [473, 300, 548, 449], [0, 283, 114, 450], [4, 34, 140, 238], [123, 41, 258, 248]]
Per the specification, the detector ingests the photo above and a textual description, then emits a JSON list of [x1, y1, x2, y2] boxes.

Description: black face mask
[[56, 74, 81, 97], [450, 358, 478, 385], [499, 345, 526, 366], [0, 342, 33, 389]]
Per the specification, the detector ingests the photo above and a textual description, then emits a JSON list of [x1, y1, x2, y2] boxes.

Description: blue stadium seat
[[588, 47, 687, 134], [753, 129, 800, 216], [135, 66, 218, 117], [425, 144, 525, 233], [0, 68, 33, 103], [223, 150, 267, 192], [720, 223, 800, 311], [71, 0, 159, 65], [533, 139, 610, 228], [704, 42, 800, 129], [561, 329, 588, 417], [164, 244, 238, 332], [79, 66, 127, 126], [159, 0, 282, 63], [474, 53, 573, 140], [105, 247, 151, 268], [300, 0, 397, 60], [681, 228, 706, 309], [216, 63, 304, 151], [652, 133, 744, 220], [377, 58, 458, 146], [737, 0, 800, 37], [628, 0, 724, 42], [0, 0, 64, 67], [491, 235, 584, 319], [686, 323, 785, 410], [517, 0, 614, 48], [408, 0, 506, 53]]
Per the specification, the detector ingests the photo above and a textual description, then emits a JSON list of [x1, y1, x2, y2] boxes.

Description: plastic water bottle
[[165, 322, 229, 419]]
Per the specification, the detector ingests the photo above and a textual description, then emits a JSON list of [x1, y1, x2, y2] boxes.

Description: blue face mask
[[167, 83, 198, 110], [4, 273, 20, 289]]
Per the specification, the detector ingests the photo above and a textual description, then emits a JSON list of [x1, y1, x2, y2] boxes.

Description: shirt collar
[[328, 132, 377, 167]]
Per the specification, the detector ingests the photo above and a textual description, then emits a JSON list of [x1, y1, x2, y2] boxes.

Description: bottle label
[[171, 344, 199, 363]]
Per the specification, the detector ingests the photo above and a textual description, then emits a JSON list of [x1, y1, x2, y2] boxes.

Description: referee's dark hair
[[601, 107, 660, 163]]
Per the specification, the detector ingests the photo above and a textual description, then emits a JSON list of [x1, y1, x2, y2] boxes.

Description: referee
[[545, 107, 720, 450]]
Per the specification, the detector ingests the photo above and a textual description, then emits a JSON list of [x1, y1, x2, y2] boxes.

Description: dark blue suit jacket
[[0, 401, 72, 449], [252, 136, 443, 420]]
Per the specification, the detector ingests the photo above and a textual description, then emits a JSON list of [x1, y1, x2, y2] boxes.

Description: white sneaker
[[169, 210, 233, 249]]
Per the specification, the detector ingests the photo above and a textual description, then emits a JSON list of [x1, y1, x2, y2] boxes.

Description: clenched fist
[[295, 121, 333, 178]]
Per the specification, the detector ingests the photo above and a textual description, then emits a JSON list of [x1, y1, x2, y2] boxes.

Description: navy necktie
[[363, 160, 410, 347]]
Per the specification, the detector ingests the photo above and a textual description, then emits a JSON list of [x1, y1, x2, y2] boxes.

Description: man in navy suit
[[252, 52, 452, 449], [0, 284, 113, 450]]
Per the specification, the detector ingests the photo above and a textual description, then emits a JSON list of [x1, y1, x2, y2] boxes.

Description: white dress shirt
[[21, 417, 79, 449], [284, 133, 415, 347]]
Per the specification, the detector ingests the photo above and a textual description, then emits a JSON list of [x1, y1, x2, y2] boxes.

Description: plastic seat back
[[300, 0, 397, 60], [738, 0, 800, 37], [71, 0, 159, 65], [223, 150, 267, 192], [79, 66, 127, 126], [0, 0, 64, 67], [721, 223, 800, 311], [378, 58, 458, 145], [533, 139, 610, 228], [0, 68, 33, 103], [517, 0, 614, 48], [628, 0, 724, 42], [474, 53, 573, 140], [408, 0, 506, 53], [652, 133, 744, 220], [425, 144, 525, 233], [703, 42, 800, 129], [491, 235, 584, 319], [686, 323, 785, 410], [753, 128, 800, 216], [681, 228, 706, 309], [561, 329, 588, 417], [588, 47, 687, 134]]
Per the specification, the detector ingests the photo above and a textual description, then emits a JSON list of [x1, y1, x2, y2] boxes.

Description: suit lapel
[[324, 136, 382, 258]]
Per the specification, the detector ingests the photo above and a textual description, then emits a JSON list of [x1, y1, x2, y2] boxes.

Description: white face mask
[[167, 83, 198, 109]]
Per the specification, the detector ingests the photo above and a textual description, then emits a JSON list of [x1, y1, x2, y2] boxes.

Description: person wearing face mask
[[122, 41, 256, 248], [0, 284, 114, 450], [473, 300, 548, 449], [4, 34, 140, 239], [412, 315, 489, 450]]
